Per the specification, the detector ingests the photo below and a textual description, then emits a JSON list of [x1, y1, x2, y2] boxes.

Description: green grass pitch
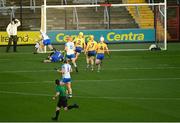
[[0, 43, 180, 122]]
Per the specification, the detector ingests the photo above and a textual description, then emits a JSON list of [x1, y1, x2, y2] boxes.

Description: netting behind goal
[[41, 2, 167, 51]]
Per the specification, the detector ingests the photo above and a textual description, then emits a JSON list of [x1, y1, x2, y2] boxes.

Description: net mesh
[[41, 3, 167, 51]]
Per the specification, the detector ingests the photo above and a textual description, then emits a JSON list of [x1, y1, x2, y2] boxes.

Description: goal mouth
[[41, 2, 167, 52]]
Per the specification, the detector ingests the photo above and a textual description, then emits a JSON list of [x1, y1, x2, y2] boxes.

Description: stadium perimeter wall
[[0, 29, 155, 45]]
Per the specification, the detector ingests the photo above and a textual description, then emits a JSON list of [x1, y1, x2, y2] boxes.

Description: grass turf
[[0, 43, 180, 122]]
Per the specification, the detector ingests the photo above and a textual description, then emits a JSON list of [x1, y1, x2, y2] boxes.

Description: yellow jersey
[[96, 42, 108, 54], [74, 37, 85, 48], [86, 40, 97, 51]]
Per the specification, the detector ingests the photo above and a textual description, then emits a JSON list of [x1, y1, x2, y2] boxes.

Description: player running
[[64, 36, 78, 72], [40, 30, 53, 52], [56, 59, 73, 98], [85, 35, 97, 71], [95, 36, 110, 72], [43, 49, 64, 63], [73, 32, 86, 61], [52, 79, 79, 121]]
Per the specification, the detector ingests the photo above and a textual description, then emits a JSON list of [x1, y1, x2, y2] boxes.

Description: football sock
[[97, 64, 101, 71], [75, 67, 78, 72], [86, 64, 89, 69], [68, 94, 72, 98], [55, 110, 60, 119], [73, 62, 77, 68], [91, 64, 94, 70]]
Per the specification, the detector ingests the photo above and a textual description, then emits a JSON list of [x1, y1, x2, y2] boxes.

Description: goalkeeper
[[43, 49, 64, 63]]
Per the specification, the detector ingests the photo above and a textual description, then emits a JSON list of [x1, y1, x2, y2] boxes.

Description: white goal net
[[41, 1, 167, 51]]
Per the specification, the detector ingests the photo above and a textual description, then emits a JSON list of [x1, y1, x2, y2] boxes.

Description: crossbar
[[44, 3, 165, 8]]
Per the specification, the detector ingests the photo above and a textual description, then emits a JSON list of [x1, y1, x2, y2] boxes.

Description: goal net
[[41, 2, 167, 51]]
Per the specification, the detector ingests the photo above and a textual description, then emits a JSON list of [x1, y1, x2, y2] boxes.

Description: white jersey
[[41, 32, 50, 40], [6, 20, 21, 36], [65, 42, 75, 55], [61, 63, 71, 78], [35, 42, 40, 49]]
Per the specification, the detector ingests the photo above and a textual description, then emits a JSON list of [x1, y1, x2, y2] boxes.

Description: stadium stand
[[0, 0, 138, 31], [124, 0, 173, 40], [0, 0, 179, 42]]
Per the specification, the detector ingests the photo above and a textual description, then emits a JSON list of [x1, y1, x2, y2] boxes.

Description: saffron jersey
[[74, 37, 85, 48], [96, 42, 108, 54], [86, 40, 97, 51]]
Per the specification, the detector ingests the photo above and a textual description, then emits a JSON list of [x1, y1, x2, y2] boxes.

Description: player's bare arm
[[52, 92, 60, 100]]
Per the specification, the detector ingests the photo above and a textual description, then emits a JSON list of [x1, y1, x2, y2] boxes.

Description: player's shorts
[[61, 78, 71, 83], [66, 54, 75, 59], [75, 47, 83, 53], [88, 51, 96, 57], [57, 96, 68, 108], [96, 53, 104, 60], [43, 39, 51, 45]]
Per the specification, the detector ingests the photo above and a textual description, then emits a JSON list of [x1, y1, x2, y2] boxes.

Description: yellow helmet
[[100, 36, 104, 42], [89, 35, 94, 39], [79, 32, 83, 36]]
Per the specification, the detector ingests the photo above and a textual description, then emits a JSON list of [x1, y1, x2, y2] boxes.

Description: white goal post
[[41, 0, 167, 51]]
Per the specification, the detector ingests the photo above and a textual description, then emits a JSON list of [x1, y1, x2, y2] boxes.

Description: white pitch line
[[0, 59, 10, 61], [0, 90, 180, 101], [0, 90, 52, 97], [0, 66, 180, 73], [0, 77, 180, 85], [0, 69, 55, 73]]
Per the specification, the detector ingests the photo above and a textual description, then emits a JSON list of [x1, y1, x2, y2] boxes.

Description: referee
[[6, 18, 21, 52], [52, 79, 79, 121]]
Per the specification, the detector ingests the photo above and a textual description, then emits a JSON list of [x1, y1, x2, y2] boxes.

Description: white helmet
[[100, 36, 104, 42]]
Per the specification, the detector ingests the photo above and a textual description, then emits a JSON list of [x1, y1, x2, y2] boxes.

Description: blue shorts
[[61, 78, 71, 83], [88, 51, 96, 57], [96, 53, 104, 60], [75, 47, 83, 53], [66, 54, 75, 59], [43, 39, 51, 45]]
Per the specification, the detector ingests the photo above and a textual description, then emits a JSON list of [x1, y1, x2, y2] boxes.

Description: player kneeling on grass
[[85, 35, 97, 71], [56, 59, 73, 98], [44, 49, 64, 63], [52, 79, 79, 121], [40, 30, 54, 52], [95, 36, 109, 72]]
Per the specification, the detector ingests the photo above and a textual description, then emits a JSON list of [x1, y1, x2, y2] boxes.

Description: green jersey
[[56, 85, 67, 97]]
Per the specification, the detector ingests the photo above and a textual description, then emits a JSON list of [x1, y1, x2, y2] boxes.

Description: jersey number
[[100, 46, 104, 50], [77, 40, 81, 45], [90, 43, 94, 48]]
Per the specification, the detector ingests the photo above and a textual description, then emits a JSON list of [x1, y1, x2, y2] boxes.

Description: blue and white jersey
[[65, 42, 75, 55], [41, 32, 50, 40], [61, 63, 71, 78]]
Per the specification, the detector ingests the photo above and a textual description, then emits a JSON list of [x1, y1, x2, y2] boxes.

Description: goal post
[[41, 2, 167, 51]]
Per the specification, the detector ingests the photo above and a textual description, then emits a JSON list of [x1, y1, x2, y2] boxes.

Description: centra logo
[[107, 32, 144, 41]]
